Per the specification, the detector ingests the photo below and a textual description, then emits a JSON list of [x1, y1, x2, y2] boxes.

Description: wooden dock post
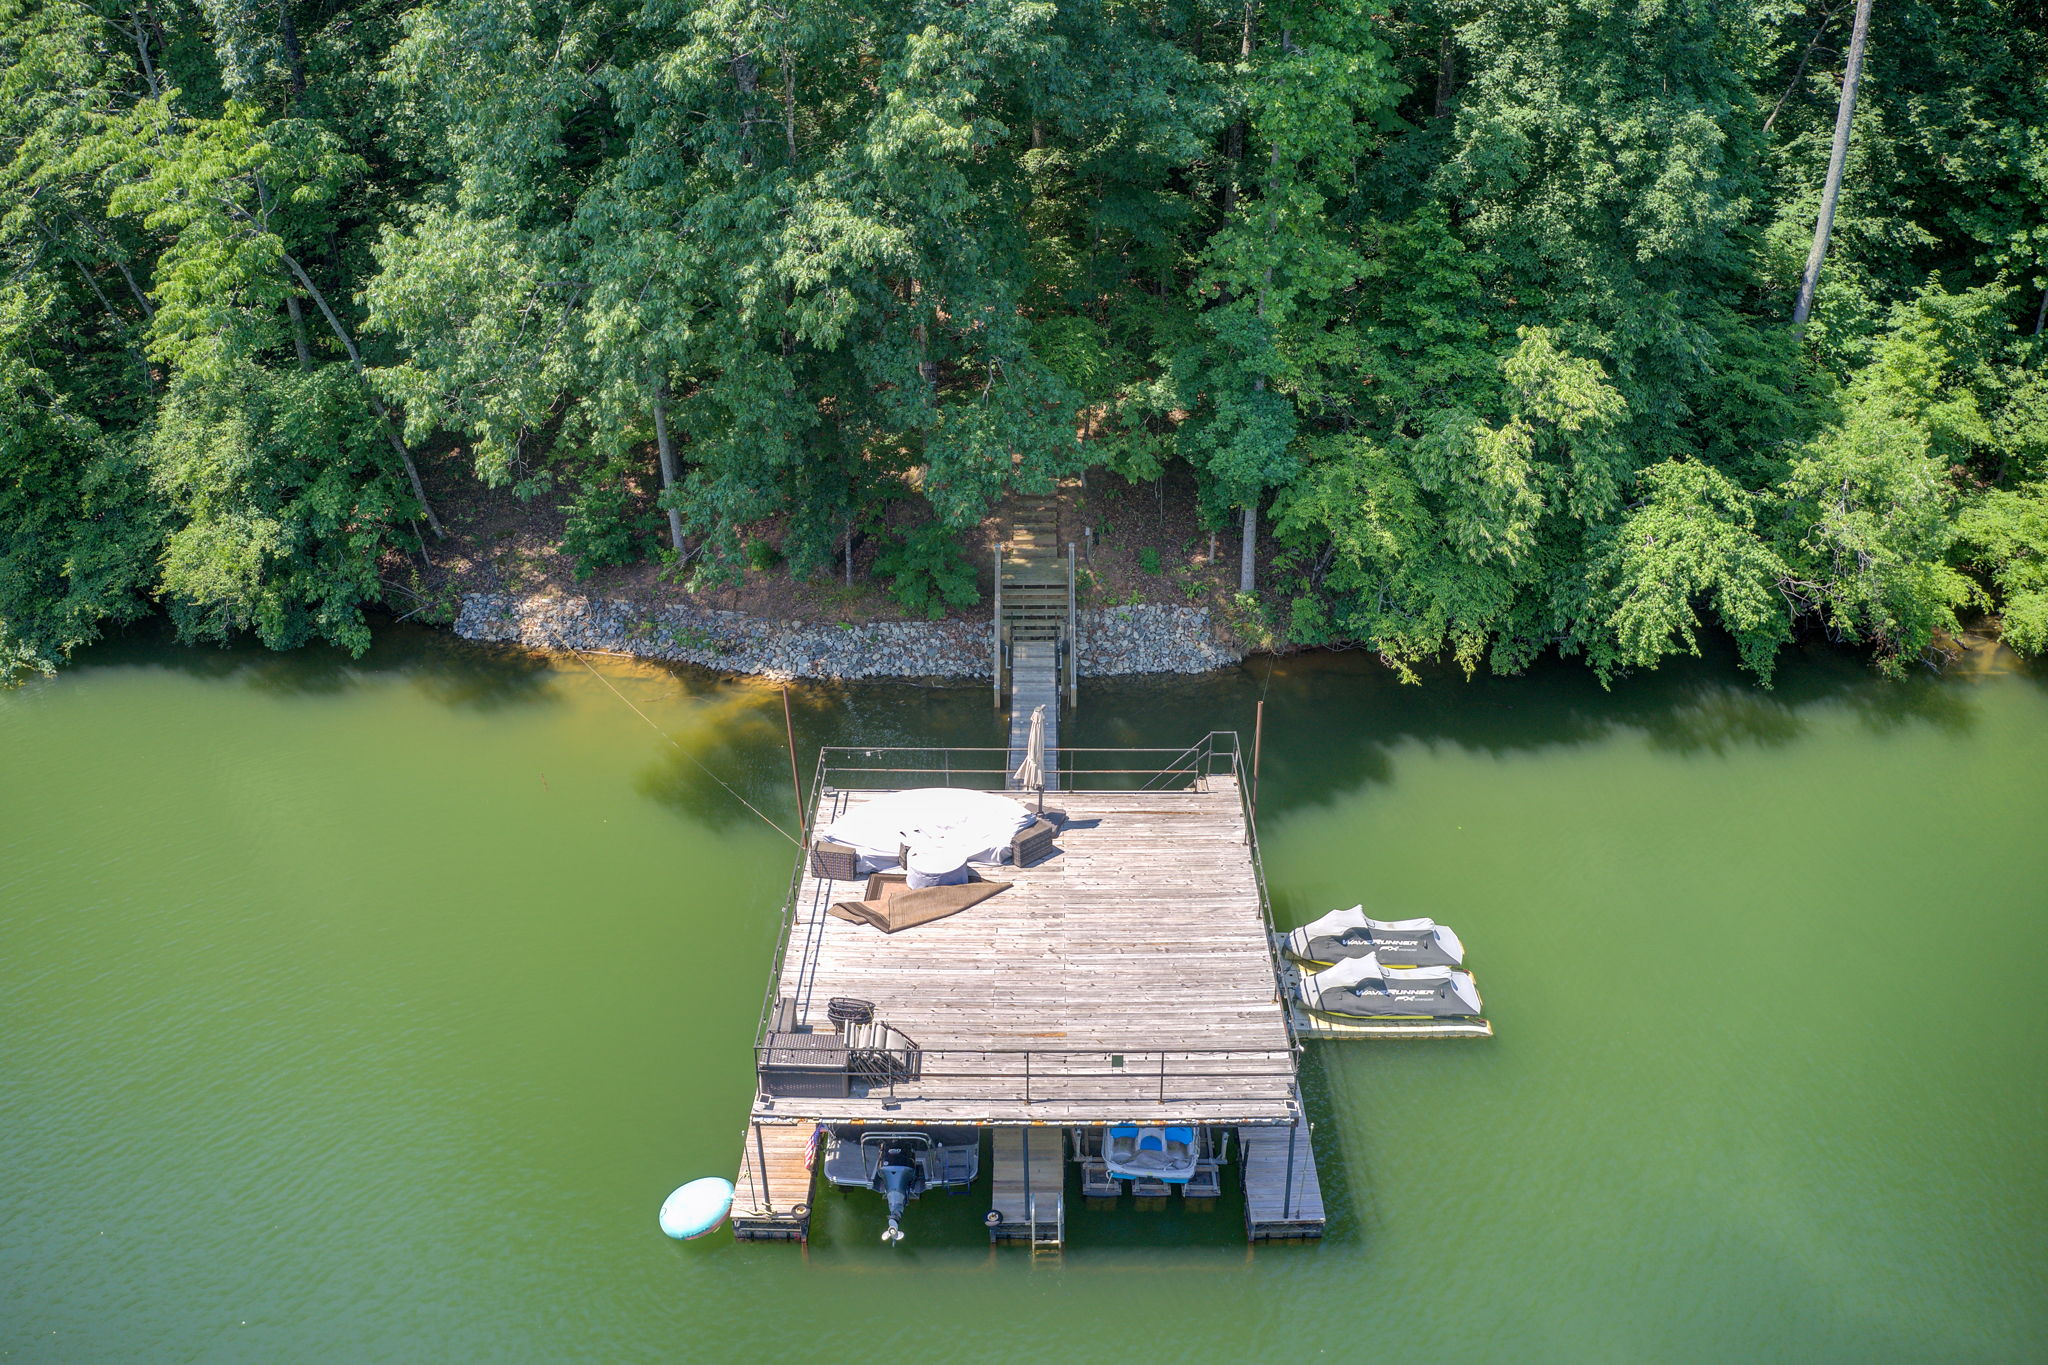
[[780, 686, 804, 834]]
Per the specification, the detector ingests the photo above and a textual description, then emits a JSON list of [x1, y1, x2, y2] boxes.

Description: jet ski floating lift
[[1283, 955, 1493, 1039], [1281, 905, 1465, 967]]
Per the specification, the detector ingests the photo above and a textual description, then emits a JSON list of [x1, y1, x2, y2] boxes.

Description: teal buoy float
[[659, 1178, 733, 1240]]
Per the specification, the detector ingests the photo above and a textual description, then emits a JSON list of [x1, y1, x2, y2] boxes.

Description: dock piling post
[[1252, 701, 1264, 810], [781, 686, 804, 836], [1281, 1118, 1297, 1220]]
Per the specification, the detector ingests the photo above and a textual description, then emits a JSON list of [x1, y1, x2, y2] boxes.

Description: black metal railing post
[[1282, 1118, 1298, 1221]]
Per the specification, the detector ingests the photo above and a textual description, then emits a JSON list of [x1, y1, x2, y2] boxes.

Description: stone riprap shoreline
[[452, 592, 1243, 679]]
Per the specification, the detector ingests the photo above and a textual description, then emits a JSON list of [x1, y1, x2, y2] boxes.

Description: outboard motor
[[876, 1142, 921, 1244]]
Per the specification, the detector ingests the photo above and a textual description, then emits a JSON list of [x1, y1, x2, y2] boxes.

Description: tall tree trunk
[[1239, 501, 1257, 595], [1219, 3, 1254, 219], [1434, 33, 1456, 118], [67, 254, 122, 323], [2034, 283, 2047, 337], [284, 294, 313, 370], [119, 4, 162, 97], [111, 255, 153, 320], [280, 251, 445, 538], [1792, 0, 1874, 329], [1763, 1, 1843, 134], [732, 50, 759, 168], [1233, 30, 1287, 600], [278, 0, 306, 99], [780, 53, 798, 164], [54, 233, 151, 385], [651, 379, 687, 554]]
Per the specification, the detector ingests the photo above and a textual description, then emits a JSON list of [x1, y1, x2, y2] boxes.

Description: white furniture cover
[[822, 788, 1033, 872]]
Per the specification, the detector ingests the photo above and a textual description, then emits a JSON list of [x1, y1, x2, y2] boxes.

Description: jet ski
[[1102, 1125, 1199, 1183], [819, 1126, 979, 1243], [1284, 905, 1465, 967], [1297, 953, 1483, 1019]]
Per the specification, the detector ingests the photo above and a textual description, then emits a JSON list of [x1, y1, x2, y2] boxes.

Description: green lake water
[[4, 626, 2045, 1362]]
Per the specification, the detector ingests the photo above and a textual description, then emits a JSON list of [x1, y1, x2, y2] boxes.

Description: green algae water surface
[[4, 626, 2045, 1363]]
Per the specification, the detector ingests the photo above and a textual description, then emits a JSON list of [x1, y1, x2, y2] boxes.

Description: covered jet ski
[[1285, 905, 1465, 967], [1102, 1125, 1198, 1183], [1297, 953, 1483, 1019], [820, 1126, 979, 1244]]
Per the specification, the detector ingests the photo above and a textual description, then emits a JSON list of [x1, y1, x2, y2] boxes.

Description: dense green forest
[[4, 0, 2046, 685]]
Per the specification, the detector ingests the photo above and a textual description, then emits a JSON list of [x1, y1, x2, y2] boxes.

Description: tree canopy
[[4, 0, 2046, 684]]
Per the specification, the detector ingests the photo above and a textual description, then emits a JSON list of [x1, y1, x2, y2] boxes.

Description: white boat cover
[[1102, 1125, 1199, 1183], [822, 788, 1033, 869], [1285, 905, 1465, 966], [1300, 953, 1483, 1018]]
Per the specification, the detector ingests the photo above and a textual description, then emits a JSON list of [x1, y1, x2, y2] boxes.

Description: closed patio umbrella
[[1013, 704, 1046, 812]]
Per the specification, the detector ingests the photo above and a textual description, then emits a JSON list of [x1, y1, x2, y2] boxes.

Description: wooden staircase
[[993, 496, 1076, 786]]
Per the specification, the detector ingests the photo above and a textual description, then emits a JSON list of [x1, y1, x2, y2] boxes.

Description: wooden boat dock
[[1242, 1084, 1325, 1241], [731, 735, 1325, 1247]]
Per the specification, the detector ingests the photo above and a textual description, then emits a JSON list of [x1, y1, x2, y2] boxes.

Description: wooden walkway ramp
[[996, 495, 1074, 785], [989, 1127, 1066, 1252], [1240, 1084, 1325, 1241]]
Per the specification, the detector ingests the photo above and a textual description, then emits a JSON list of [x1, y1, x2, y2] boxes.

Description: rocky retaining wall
[[452, 592, 1241, 679]]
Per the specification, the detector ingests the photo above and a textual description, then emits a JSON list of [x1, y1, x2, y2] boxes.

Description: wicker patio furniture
[[808, 838, 861, 880], [1009, 814, 1062, 867]]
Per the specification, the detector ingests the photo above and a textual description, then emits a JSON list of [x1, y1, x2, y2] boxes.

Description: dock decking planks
[[988, 1127, 1066, 1247], [755, 778, 1298, 1127], [1004, 641, 1060, 789], [1240, 1086, 1325, 1241], [730, 1122, 816, 1241]]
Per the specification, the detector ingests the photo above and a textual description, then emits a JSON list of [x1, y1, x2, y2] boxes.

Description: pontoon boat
[[819, 1126, 980, 1244]]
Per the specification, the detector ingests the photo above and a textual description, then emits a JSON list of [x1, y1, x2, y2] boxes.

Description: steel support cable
[[558, 644, 802, 846]]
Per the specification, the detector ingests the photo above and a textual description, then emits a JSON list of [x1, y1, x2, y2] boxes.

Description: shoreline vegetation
[[5, 1, 2047, 690]]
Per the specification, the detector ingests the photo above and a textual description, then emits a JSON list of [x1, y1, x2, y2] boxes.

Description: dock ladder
[[989, 1126, 1066, 1253]]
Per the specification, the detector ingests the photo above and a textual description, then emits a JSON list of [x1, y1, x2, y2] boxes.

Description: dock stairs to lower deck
[[995, 496, 1076, 784]]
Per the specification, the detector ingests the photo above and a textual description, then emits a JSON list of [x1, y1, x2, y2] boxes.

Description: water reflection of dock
[[730, 738, 1324, 1248]]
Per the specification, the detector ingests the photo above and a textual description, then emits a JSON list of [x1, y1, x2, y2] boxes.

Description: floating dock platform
[[1242, 1084, 1325, 1241], [732, 736, 1322, 1246], [988, 1127, 1065, 1249], [1276, 958, 1495, 1038]]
